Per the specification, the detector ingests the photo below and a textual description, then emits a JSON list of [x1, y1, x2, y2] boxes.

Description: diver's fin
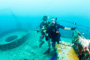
[[50, 53, 57, 60], [50, 56, 56, 60]]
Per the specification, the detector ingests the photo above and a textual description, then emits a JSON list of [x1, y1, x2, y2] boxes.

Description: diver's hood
[[42, 16, 48, 21]]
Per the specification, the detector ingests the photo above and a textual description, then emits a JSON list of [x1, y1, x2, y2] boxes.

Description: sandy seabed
[[0, 30, 72, 60]]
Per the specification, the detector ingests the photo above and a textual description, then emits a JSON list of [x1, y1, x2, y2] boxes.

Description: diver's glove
[[71, 27, 76, 30]]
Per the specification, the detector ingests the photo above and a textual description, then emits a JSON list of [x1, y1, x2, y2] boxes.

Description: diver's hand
[[71, 27, 76, 30], [56, 31, 59, 33]]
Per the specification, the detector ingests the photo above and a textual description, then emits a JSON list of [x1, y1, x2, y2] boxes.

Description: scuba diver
[[45, 18, 76, 59], [36, 16, 50, 48]]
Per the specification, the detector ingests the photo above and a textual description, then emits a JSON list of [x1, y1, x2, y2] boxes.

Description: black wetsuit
[[46, 23, 65, 46], [40, 21, 50, 41], [40, 21, 50, 35]]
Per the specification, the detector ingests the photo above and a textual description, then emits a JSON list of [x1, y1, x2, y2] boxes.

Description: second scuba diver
[[36, 16, 50, 48]]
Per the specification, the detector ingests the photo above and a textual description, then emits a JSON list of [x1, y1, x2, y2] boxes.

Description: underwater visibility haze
[[0, 0, 90, 60]]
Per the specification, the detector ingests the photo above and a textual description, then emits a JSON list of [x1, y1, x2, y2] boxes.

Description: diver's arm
[[64, 27, 71, 30], [59, 24, 76, 30], [58, 24, 64, 29], [36, 22, 44, 32], [59, 25, 71, 30], [36, 24, 41, 32], [64, 27, 76, 30]]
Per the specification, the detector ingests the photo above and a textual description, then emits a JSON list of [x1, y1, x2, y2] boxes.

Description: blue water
[[0, 0, 90, 39], [0, 0, 90, 60]]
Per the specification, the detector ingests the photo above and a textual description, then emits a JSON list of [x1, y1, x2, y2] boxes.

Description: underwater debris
[[72, 30, 90, 60], [67, 48, 79, 60], [6, 35, 18, 42], [0, 29, 29, 50], [56, 41, 79, 60]]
